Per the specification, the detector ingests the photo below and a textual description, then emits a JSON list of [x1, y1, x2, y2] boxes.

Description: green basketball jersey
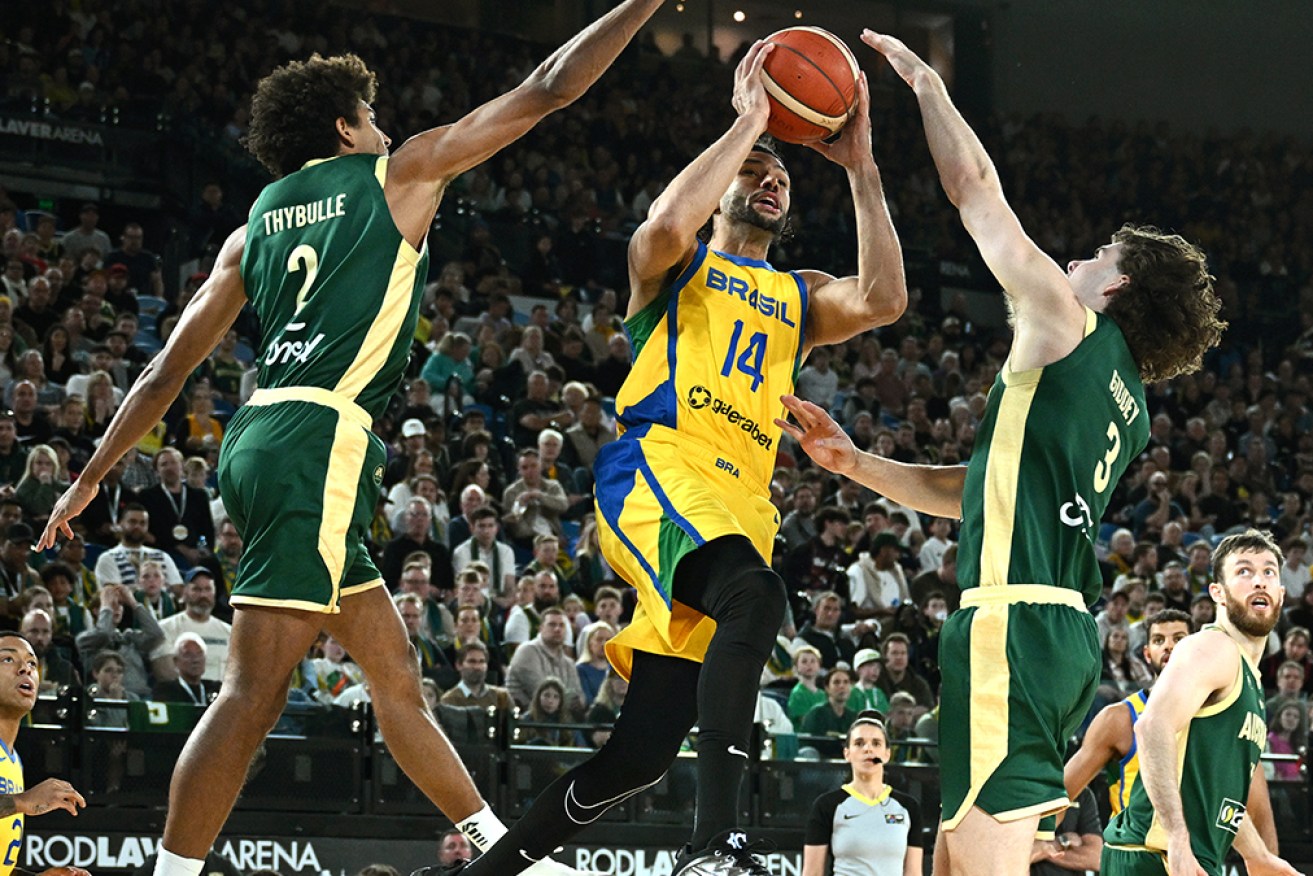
[[240, 153, 428, 419], [1104, 630, 1267, 874], [957, 309, 1149, 605]]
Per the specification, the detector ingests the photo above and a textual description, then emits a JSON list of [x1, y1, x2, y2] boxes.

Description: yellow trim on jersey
[[943, 602, 1010, 830], [842, 783, 893, 807], [1196, 655, 1244, 718], [1143, 721, 1192, 851], [247, 386, 371, 429], [979, 375, 1041, 586], [374, 155, 389, 188], [318, 416, 370, 605], [1083, 306, 1098, 338], [334, 238, 420, 400], [960, 585, 1086, 610]]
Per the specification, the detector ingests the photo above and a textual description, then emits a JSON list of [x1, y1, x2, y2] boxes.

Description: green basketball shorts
[[218, 387, 387, 613], [939, 585, 1100, 831]]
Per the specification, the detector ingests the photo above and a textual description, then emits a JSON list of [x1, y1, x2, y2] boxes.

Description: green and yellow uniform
[[220, 153, 427, 613], [596, 241, 807, 678], [1102, 631, 1266, 876], [941, 309, 1149, 830]]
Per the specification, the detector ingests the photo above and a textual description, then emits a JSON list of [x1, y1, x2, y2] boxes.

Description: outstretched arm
[[1063, 702, 1131, 801], [627, 40, 774, 315], [860, 31, 1082, 333], [38, 227, 249, 550], [777, 395, 964, 519], [390, 0, 663, 188], [799, 71, 906, 351]]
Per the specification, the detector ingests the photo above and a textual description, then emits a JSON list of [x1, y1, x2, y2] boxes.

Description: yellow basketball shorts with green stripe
[[218, 390, 387, 614], [592, 430, 778, 681], [938, 586, 1100, 831]]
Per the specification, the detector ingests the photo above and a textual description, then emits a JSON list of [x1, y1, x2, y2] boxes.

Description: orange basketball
[[761, 27, 860, 144]]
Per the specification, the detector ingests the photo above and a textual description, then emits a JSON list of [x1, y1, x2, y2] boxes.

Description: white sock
[[153, 849, 205, 876], [456, 804, 507, 852]]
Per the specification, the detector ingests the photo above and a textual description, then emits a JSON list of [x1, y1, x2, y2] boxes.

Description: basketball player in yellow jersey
[[454, 41, 906, 876], [0, 633, 88, 876]]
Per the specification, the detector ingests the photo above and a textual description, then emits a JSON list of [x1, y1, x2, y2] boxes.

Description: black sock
[[674, 536, 787, 850], [463, 652, 700, 875]]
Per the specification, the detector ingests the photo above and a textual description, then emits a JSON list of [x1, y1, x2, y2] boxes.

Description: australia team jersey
[[957, 310, 1149, 606], [1104, 631, 1267, 873], [0, 739, 23, 876], [240, 153, 428, 419], [616, 239, 808, 494]]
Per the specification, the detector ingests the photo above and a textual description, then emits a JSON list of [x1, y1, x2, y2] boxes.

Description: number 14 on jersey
[[721, 319, 767, 392]]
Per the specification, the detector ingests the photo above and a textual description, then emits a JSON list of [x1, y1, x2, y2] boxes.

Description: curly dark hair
[[243, 53, 378, 178], [1104, 224, 1226, 383]]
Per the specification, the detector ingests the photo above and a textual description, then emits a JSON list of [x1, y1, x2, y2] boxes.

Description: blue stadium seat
[[233, 341, 256, 364], [133, 335, 163, 356], [1181, 531, 1203, 547], [82, 542, 108, 568], [137, 296, 168, 318], [1097, 522, 1118, 546], [561, 519, 581, 556]]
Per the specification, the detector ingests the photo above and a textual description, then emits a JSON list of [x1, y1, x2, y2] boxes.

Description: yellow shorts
[[592, 425, 778, 679]]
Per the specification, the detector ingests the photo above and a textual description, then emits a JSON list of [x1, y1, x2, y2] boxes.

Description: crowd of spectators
[[0, 0, 1309, 805]]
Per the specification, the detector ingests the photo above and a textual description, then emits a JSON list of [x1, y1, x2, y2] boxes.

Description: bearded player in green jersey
[[1102, 530, 1298, 876], [780, 30, 1226, 876], [37, 4, 665, 876]]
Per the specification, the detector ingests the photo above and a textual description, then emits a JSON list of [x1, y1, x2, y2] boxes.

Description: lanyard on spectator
[[163, 486, 187, 522], [107, 484, 121, 525]]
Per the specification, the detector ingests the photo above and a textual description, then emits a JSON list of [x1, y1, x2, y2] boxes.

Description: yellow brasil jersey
[[1107, 688, 1149, 815], [614, 240, 808, 493], [596, 241, 808, 678], [0, 738, 23, 876]]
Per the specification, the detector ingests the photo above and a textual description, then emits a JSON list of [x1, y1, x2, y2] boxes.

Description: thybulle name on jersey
[[259, 193, 348, 236]]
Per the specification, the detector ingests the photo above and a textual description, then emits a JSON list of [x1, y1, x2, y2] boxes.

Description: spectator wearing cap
[[846, 531, 911, 624], [848, 647, 891, 714], [103, 222, 163, 298], [59, 204, 111, 260], [384, 417, 429, 488], [102, 263, 137, 314], [76, 582, 166, 698], [784, 506, 853, 601], [151, 632, 219, 705], [0, 522, 40, 608], [1095, 586, 1132, 646], [151, 568, 231, 683]]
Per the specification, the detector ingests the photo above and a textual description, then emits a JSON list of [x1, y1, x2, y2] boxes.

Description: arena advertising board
[[24, 833, 807, 876], [25, 832, 1305, 876]]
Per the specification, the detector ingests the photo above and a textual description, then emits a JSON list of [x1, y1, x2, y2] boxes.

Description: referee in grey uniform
[[803, 711, 924, 876]]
